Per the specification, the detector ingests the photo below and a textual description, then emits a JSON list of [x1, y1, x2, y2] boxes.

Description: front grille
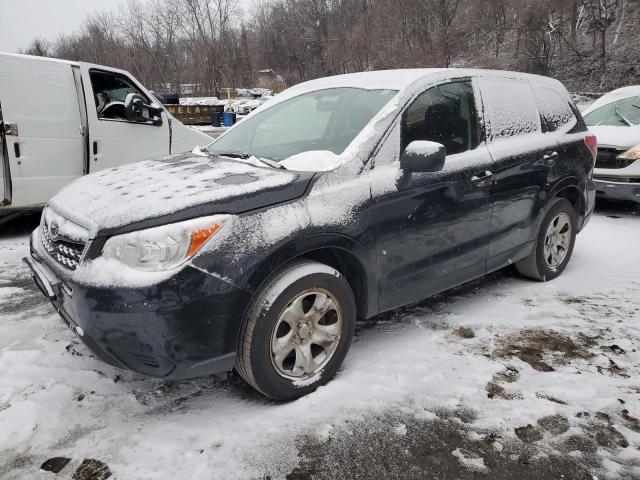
[[41, 224, 85, 270], [595, 147, 636, 169]]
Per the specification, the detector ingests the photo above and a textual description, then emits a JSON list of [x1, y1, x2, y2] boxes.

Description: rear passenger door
[[478, 77, 554, 271]]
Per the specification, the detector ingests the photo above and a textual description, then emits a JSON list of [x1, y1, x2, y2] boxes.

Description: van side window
[[89, 70, 149, 122], [479, 78, 541, 140], [534, 86, 577, 132], [402, 81, 479, 156]]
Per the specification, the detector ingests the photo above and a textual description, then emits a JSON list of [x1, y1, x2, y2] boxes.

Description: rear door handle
[[543, 151, 558, 165], [470, 171, 494, 186]]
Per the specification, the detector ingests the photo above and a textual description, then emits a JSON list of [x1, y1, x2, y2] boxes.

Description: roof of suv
[[283, 68, 563, 94]]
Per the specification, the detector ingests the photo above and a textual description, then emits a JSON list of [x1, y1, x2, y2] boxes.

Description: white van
[[0, 53, 210, 220]]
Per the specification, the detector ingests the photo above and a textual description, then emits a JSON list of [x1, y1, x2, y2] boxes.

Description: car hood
[[48, 152, 315, 237], [589, 125, 640, 150]]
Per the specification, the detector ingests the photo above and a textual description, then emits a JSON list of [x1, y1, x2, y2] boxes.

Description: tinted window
[[534, 86, 577, 132], [402, 81, 479, 155], [89, 70, 149, 122], [479, 78, 541, 140], [584, 96, 640, 127], [208, 87, 397, 162]]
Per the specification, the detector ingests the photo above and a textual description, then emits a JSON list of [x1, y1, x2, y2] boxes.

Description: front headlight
[[618, 144, 640, 161], [102, 215, 231, 272]]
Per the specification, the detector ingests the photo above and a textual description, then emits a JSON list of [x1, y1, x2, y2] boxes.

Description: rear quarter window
[[533, 85, 578, 133], [478, 78, 541, 141]]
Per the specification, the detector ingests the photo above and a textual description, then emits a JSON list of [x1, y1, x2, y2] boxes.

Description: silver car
[[583, 86, 640, 203]]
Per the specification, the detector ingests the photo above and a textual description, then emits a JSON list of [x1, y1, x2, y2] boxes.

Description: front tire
[[516, 198, 577, 281], [236, 260, 356, 400]]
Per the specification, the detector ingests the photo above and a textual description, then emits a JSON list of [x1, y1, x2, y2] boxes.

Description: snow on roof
[[0, 52, 78, 67], [284, 68, 563, 94], [582, 85, 640, 116]]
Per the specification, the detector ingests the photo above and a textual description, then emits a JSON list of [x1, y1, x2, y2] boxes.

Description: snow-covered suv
[[26, 69, 596, 400]]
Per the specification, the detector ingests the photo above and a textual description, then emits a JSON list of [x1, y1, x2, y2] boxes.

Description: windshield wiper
[[217, 151, 286, 169], [615, 106, 634, 127]]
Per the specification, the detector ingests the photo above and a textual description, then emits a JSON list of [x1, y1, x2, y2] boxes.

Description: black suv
[[26, 69, 597, 400]]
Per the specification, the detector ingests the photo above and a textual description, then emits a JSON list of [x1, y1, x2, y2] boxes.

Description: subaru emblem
[[49, 221, 60, 241]]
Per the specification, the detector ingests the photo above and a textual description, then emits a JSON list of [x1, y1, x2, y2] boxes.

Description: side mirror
[[400, 140, 446, 173], [124, 93, 164, 126]]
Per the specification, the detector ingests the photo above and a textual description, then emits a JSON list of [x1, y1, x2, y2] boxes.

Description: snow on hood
[[588, 125, 640, 149], [48, 153, 300, 234], [280, 150, 342, 172]]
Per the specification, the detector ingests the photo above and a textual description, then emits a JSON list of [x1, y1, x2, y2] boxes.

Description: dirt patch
[[492, 329, 596, 372], [287, 413, 600, 480], [486, 381, 523, 400], [453, 327, 475, 339], [40, 457, 71, 474], [514, 424, 544, 443], [72, 459, 111, 480], [535, 392, 568, 405], [597, 358, 630, 378], [537, 415, 570, 436]]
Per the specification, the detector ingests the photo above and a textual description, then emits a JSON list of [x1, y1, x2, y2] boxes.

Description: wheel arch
[[548, 178, 585, 228], [244, 233, 377, 324]]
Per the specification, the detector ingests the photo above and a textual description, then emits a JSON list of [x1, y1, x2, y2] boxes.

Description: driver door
[[373, 79, 495, 311], [79, 64, 170, 172]]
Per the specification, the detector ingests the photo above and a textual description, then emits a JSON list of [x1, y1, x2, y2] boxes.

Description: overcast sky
[[0, 0, 253, 54], [0, 0, 131, 53]]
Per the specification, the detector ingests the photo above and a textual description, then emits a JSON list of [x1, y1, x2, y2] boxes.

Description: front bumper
[[594, 178, 640, 203], [25, 234, 252, 379]]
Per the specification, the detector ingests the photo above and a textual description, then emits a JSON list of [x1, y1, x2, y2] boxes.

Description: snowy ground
[[1, 203, 639, 480]]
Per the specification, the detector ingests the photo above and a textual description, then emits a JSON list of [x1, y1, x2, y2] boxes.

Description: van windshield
[[584, 96, 640, 127], [206, 87, 397, 162]]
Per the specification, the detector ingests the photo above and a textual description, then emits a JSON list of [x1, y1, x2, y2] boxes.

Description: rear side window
[[478, 78, 541, 140], [402, 81, 479, 155], [534, 86, 577, 133]]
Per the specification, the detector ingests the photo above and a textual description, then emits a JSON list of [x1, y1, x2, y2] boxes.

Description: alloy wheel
[[270, 288, 343, 379], [543, 212, 572, 270]]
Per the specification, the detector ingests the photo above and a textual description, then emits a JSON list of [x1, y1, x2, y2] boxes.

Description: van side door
[[373, 79, 495, 312], [477, 77, 553, 271], [0, 54, 85, 208], [79, 65, 170, 172]]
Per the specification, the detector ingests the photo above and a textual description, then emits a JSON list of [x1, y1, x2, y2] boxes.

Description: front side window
[[479, 78, 541, 140], [207, 87, 397, 163], [584, 96, 640, 127], [401, 81, 479, 155], [89, 70, 149, 122]]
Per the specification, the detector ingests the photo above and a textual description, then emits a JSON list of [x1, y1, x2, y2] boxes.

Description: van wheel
[[516, 198, 577, 281], [236, 260, 356, 400]]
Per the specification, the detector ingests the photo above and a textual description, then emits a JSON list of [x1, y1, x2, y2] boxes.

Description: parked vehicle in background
[[583, 86, 640, 203], [0, 53, 210, 221], [26, 69, 596, 401]]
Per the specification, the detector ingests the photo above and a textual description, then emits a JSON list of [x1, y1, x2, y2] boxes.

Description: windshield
[[206, 87, 397, 163], [584, 95, 640, 127]]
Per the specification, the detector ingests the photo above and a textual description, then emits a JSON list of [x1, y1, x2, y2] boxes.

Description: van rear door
[[0, 100, 11, 206], [0, 54, 85, 209], [79, 64, 170, 172]]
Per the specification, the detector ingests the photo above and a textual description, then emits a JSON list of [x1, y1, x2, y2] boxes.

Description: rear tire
[[236, 259, 356, 400], [516, 198, 577, 281]]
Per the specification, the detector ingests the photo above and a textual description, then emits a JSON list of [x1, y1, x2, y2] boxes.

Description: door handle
[[543, 151, 558, 165], [470, 171, 494, 186]]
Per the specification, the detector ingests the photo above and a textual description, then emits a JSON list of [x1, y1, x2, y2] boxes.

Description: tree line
[[22, 0, 640, 96]]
